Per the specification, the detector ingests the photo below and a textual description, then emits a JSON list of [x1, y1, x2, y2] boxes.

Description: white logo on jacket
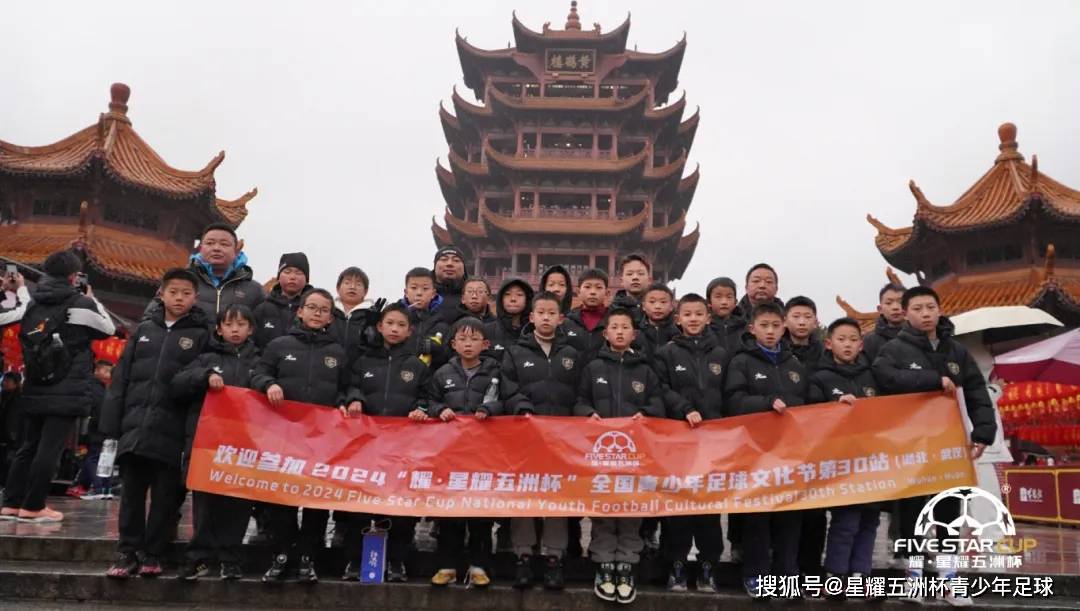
[[596, 377, 608, 385], [523, 361, 535, 368], [675, 365, 687, 372], [363, 371, 375, 379], [753, 372, 768, 380], [494, 344, 504, 351], [212, 366, 224, 374], [909, 362, 923, 370], [832, 388, 844, 396], [138, 335, 150, 343], [444, 378, 455, 388], [283, 354, 297, 362], [264, 322, 275, 329]]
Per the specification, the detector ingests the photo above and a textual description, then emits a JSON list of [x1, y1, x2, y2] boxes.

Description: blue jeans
[[824, 504, 881, 575], [76, 445, 109, 492]]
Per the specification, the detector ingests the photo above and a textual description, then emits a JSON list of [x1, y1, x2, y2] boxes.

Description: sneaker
[[0, 507, 19, 520], [297, 555, 318, 583], [341, 560, 357, 581], [942, 571, 973, 607], [594, 563, 617, 602], [262, 553, 290, 583], [138, 555, 163, 578], [615, 562, 636, 605], [825, 572, 846, 601], [696, 560, 716, 593], [178, 560, 209, 581], [17, 507, 63, 523], [465, 565, 490, 589], [220, 562, 243, 580], [667, 560, 688, 592], [80, 492, 106, 500], [431, 568, 457, 586], [542, 556, 564, 591], [106, 552, 140, 579], [386, 560, 407, 583], [513, 555, 534, 590], [901, 568, 924, 604], [743, 576, 763, 599]]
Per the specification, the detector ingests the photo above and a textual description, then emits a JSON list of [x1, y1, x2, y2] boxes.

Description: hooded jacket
[[253, 284, 311, 349], [100, 304, 210, 468], [574, 346, 665, 419], [251, 325, 351, 408], [484, 278, 534, 357], [501, 332, 581, 416], [862, 315, 903, 363], [330, 300, 380, 364], [18, 276, 116, 418], [808, 352, 878, 404], [724, 337, 809, 417], [872, 319, 996, 444], [349, 342, 432, 417], [428, 355, 502, 416], [655, 332, 729, 420], [184, 252, 266, 321], [539, 265, 574, 314]]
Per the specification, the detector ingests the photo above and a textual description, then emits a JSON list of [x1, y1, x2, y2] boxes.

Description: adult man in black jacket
[[433, 245, 468, 322], [2, 250, 116, 523], [861, 283, 905, 362], [184, 223, 266, 320]]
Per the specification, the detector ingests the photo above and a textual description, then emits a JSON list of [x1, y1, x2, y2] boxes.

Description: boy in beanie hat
[[254, 253, 312, 349]]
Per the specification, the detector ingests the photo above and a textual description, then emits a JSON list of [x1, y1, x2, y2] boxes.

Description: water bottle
[[97, 439, 118, 478], [483, 377, 500, 405]]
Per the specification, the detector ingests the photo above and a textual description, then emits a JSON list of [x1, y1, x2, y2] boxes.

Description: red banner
[[188, 387, 976, 517]]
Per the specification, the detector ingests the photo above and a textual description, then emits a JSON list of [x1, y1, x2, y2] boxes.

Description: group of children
[[95, 238, 995, 605]]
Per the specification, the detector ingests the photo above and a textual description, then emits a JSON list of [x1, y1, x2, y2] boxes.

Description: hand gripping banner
[[187, 387, 976, 518]]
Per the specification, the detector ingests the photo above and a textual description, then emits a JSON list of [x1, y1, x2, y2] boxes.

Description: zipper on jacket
[[304, 341, 314, 400], [613, 354, 624, 414], [384, 355, 393, 404]]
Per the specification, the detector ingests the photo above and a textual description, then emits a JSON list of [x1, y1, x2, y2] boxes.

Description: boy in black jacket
[[428, 317, 502, 589], [635, 283, 678, 361], [723, 302, 808, 598], [339, 303, 431, 582], [563, 268, 610, 361], [331, 266, 384, 364], [575, 308, 665, 604], [400, 267, 451, 370], [484, 278, 533, 356], [862, 283, 905, 362], [503, 291, 580, 591], [101, 269, 210, 579], [254, 253, 311, 349], [171, 304, 260, 581], [783, 295, 823, 371], [808, 317, 880, 587], [706, 277, 746, 355], [452, 277, 495, 324], [872, 286, 996, 602], [252, 288, 357, 583], [654, 294, 727, 593]]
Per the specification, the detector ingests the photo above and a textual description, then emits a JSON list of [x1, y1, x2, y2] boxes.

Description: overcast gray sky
[[4, 0, 1079, 320]]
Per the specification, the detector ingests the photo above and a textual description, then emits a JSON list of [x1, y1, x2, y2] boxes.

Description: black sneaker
[[105, 552, 140, 579], [594, 562, 617, 602], [697, 560, 716, 593], [342, 560, 357, 581], [542, 556, 564, 591], [220, 562, 242, 580], [667, 560, 688, 592], [297, 555, 318, 583], [386, 560, 408, 583], [179, 560, 209, 581], [615, 562, 636, 605], [513, 555, 534, 590], [262, 553, 290, 583]]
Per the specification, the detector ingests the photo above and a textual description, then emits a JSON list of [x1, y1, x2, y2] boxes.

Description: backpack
[[19, 296, 79, 385]]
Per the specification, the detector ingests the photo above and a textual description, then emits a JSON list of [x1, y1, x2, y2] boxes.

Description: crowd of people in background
[[0, 221, 996, 605]]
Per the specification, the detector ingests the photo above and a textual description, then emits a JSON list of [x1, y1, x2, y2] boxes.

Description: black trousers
[[741, 511, 802, 578], [436, 518, 493, 570], [797, 509, 827, 575], [187, 491, 252, 564], [341, 512, 417, 564], [117, 455, 185, 558], [2, 415, 75, 511], [270, 504, 330, 558], [662, 515, 724, 565]]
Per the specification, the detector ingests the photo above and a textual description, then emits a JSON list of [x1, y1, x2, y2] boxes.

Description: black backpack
[[19, 296, 79, 385]]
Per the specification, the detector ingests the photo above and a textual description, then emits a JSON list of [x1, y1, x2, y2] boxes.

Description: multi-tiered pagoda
[[0, 83, 256, 322], [432, 2, 700, 288], [840, 122, 1080, 329]]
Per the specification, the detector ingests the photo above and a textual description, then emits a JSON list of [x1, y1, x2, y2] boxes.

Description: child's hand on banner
[[266, 384, 284, 406], [772, 398, 787, 414], [208, 373, 225, 391], [941, 377, 957, 394], [589, 413, 601, 421], [971, 442, 987, 459], [408, 408, 428, 421], [685, 410, 702, 428], [439, 408, 456, 421], [631, 412, 645, 421], [839, 394, 856, 405], [339, 401, 363, 418], [475, 410, 488, 421]]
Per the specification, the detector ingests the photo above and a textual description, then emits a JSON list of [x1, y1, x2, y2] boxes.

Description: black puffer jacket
[[251, 326, 350, 408], [445, 301, 495, 325], [574, 347, 665, 418], [428, 356, 502, 416], [435, 277, 466, 325], [501, 333, 581, 416], [563, 307, 607, 363], [186, 258, 266, 321], [253, 284, 310, 349], [484, 278, 534, 357], [400, 298, 451, 371], [19, 276, 116, 418], [655, 333, 729, 420], [808, 352, 878, 404], [872, 319, 997, 445], [862, 316, 902, 363], [100, 305, 211, 468], [709, 307, 747, 356], [349, 342, 431, 417], [785, 334, 825, 374], [330, 303, 379, 364], [539, 265, 574, 314], [171, 334, 260, 448], [635, 315, 679, 362], [724, 339, 808, 416]]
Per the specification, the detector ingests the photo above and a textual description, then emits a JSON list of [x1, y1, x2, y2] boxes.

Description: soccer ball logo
[[915, 486, 1015, 538], [592, 431, 636, 455]]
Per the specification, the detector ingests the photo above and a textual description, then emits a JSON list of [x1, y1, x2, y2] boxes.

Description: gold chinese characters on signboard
[[545, 49, 596, 74]]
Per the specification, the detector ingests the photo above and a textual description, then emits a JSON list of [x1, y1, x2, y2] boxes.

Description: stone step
[[0, 560, 1072, 611]]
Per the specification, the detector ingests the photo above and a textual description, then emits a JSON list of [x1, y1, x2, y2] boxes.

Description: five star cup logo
[[585, 431, 646, 468]]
